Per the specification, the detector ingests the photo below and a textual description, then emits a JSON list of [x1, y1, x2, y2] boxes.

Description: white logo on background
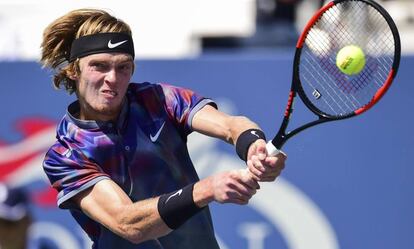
[[150, 122, 165, 142], [107, 40, 128, 49]]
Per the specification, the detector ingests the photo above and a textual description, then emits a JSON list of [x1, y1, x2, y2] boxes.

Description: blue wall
[[0, 52, 412, 249]]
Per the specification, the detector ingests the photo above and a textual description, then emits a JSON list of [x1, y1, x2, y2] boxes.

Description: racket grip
[[266, 141, 281, 156]]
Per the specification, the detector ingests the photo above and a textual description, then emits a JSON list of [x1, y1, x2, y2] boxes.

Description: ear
[[67, 72, 78, 81]]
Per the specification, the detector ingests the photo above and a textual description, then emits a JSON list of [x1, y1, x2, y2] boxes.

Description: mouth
[[101, 89, 118, 98]]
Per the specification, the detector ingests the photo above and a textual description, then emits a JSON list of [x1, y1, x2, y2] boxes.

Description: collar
[[65, 98, 129, 131]]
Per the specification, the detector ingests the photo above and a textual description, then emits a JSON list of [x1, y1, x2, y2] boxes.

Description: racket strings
[[300, 0, 395, 117], [302, 5, 365, 113]]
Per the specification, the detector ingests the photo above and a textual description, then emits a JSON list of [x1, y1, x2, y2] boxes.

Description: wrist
[[235, 129, 266, 161], [192, 179, 214, 208], [157, 183, 205, 230]]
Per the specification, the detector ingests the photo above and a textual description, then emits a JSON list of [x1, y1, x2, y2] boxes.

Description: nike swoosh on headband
[[108, 40, 128, 49]]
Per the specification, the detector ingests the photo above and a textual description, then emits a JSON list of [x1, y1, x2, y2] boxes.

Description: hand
[[246, 139, 287, 182], [209, 169, 259, 205]]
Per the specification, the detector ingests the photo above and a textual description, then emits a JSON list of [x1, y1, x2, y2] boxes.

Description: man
[[41, 9, 286, 249], [0, 183, 32, 249]]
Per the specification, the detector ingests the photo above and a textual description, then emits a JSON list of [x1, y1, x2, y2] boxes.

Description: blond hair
[[40, 9, 132, 94]]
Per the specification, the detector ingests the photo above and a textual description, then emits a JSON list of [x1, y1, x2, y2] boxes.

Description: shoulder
[[127, 82, 189, 104], [128, 82, 187, 94]]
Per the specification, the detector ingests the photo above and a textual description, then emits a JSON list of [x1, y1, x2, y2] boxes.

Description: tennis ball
[[336, 45, 366, 75]]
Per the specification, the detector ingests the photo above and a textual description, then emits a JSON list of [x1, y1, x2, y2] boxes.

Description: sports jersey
[[43, 82, 220, 249]]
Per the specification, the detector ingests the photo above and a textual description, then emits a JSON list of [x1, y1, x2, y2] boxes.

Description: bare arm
[[192, 104, 287, 182], [191, 104, 260, 145], [71, 105, 279, 245], [73, 170, 259, 244], [73, 179, 171, 244]]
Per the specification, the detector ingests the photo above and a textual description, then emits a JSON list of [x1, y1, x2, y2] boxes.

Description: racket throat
[[271, 117, 331, 151], [271, 119, 291, 150], [271, 133, 288, 150]]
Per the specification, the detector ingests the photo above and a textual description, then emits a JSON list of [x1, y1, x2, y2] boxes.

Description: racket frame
[[269, 0, 401, 151]]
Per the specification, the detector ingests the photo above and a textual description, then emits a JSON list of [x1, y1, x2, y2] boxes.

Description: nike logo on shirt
[[107, 40, 128, 48], [150, 121, 166, 142]]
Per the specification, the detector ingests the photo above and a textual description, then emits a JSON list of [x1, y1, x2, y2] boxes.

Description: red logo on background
[[0, 118, 58, 206]]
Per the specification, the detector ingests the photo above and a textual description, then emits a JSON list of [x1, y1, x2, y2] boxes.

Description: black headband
[[69, 32, 135, 62]]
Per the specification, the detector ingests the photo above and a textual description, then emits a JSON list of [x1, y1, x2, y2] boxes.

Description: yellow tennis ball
[[336, 45, 366, 75]]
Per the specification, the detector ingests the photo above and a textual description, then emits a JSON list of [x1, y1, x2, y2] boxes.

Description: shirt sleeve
[[159, 83, 217, 134], [43, 143, 110, 209]]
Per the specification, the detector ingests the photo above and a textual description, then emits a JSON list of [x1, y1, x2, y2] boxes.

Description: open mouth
[[101, 90, 118, 97]]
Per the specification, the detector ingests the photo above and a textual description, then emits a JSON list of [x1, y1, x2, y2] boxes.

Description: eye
[[118, 63, 133, 73], [90, 62, 109, 71]]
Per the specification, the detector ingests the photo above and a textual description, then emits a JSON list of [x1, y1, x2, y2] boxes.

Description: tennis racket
[[266, 0, 401, 156]]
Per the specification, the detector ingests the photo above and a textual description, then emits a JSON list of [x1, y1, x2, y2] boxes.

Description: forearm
[[227, 116, 262, 145], [192, 105, 261, 145], [112, 170, 260, 242], [76, 180, 171, 244]]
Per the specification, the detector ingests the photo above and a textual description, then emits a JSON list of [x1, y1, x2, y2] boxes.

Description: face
[[73, 53, 134, 122]]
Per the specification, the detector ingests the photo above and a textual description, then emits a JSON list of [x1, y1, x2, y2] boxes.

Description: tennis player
[[41, 9, 286, 249]]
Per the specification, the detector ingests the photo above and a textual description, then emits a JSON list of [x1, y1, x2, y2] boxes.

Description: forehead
[[80, 53, 133, 64]]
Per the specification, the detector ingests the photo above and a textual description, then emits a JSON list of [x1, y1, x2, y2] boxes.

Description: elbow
[[123, 231, 145, 245], [114, 213, 169, 244], [115, 217, 146, 244], [118, 224, 170, 245]]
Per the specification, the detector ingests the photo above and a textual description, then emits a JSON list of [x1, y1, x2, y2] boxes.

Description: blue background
[[0, 51, 412, 248]]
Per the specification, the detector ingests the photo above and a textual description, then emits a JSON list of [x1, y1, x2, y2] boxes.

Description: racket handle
[[266, 141, 281, 156]]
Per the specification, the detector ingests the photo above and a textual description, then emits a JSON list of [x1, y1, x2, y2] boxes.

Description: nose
[[105, 68, 118, 85]]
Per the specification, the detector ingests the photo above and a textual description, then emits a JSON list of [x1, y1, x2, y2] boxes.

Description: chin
[[95, 103, 121, 118]]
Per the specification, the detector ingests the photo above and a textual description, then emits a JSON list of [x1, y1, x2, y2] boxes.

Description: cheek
[[121, 79, 130, 90], [118, 74, 131, 89], [78, 76, 102, 93]]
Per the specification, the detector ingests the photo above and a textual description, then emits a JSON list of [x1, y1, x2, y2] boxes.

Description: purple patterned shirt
[[43, 82, 220, 249]]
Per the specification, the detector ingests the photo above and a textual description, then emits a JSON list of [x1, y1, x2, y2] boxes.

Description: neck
[[78, 99, 124, 122]]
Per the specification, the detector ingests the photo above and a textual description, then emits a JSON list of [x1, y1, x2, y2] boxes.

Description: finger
[[263, 156, 278, 168], [255, 140, 268, 160], [242, 177, 260, 192], [248, 159, 280, 181], [251, 155, 266, 172], [247, 160, 264, 180], [232, 186, 256, 202], [275, 150, 287, 161], [264, 156, 285, 170], [239, 169, 260, 190], [261, 170, 281, 180], [259, 176, 277, 182], [229, 197, 250, 205], [228, 186, 256, 200], [224, 183, 256, 203], [246, 142, 257, 161]]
